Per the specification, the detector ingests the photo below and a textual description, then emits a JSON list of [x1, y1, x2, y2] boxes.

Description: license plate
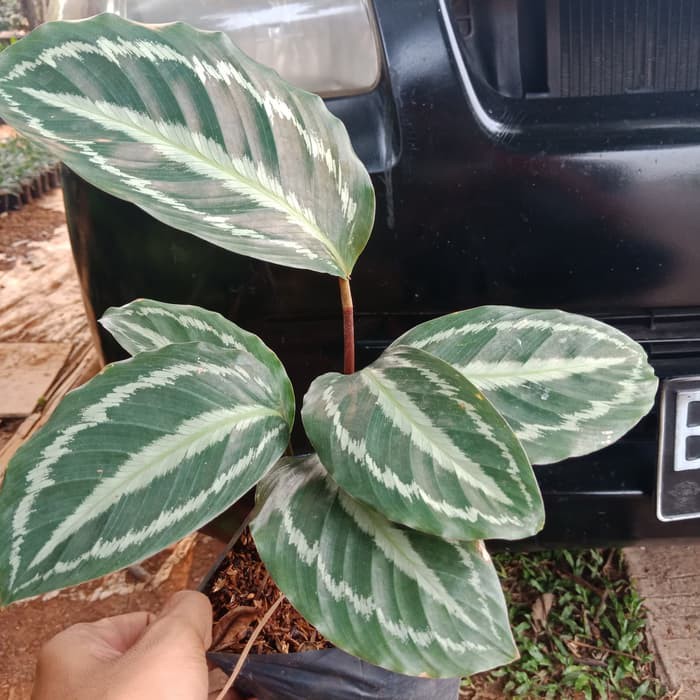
[[657, 377, 700, 521]]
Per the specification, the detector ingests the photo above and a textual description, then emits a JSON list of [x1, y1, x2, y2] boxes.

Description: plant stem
[[215, 592, 285, 700], [339, 277, 355, 374]]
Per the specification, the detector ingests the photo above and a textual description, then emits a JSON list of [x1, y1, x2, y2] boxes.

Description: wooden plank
[[0, 342, 72, 417], [0, 30, 26, 40], [0, 340, 100, 486]]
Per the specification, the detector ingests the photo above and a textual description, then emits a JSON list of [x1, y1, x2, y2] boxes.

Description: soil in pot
[[204, 528, 332, 655]]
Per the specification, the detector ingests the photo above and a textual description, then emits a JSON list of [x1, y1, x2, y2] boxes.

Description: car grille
[[449, 0, 472, 39], [556, 0, 700, 97], [449, 0, 700, 99], [599, 309, 700, 361]]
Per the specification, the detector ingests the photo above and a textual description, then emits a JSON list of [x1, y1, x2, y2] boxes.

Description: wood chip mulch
[[205, 529, 331, 655]]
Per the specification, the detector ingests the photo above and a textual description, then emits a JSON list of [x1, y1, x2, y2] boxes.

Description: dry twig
[[215, 593, 285, 700]]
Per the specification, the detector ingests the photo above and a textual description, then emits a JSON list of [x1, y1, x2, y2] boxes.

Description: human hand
[[32, 590, 239, 700]]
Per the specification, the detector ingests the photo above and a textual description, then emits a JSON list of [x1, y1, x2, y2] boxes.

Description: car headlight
[[47, 0, 382, 97]]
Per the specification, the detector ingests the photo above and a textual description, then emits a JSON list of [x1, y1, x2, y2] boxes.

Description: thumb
[[87, 610, 156, 657], [134, 590, 213, 655], [107, 591, 213, 699]]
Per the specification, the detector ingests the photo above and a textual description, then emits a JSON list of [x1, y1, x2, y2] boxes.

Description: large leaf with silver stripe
[[252, 455, 518, 678], [0, 14, 374, 277], [302, 345, 543, 541], [0, 342, 291, 604], [101, 299, 294, 426], [392, 307, 658, 465]]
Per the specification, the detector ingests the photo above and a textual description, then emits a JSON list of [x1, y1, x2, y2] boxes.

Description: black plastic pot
[[199, 523, 461, 700], [207, 648, 461, 700]]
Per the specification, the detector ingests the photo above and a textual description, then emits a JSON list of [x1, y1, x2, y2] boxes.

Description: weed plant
[[462, 550, 667, 700]]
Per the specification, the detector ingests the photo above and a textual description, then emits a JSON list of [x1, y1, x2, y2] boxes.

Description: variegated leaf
[[252, 455, 517, 678], [0, 14, 374, 277], [392, 307, 658, 464], [101, 299, 294, 426], [302, 345, 543, 541], [0, 342, 291, 604]]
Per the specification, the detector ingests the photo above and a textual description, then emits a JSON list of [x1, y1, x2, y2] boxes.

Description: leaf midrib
[[23, 88, 349, 276], [88, 405, 279, 508], [361, 366, 472, 471], [458, 357, 626, 382], [26, 404, 282, 569]]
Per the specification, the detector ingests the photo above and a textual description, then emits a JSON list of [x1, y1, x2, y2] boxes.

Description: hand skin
[[32, 590, 240, 700]]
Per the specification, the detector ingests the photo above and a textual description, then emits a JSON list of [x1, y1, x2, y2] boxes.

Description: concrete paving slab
[[0, 342, 71, 417], [624, 543, 700, 699]]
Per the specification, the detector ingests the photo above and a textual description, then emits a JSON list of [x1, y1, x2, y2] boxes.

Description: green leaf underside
[[393, 307, 659, 465], [252, 455, 518, 678], [302, 345, 543, 541], [0, 342, 291, 604], [101, 299, 294, 427], [0, 14, 374, 277]]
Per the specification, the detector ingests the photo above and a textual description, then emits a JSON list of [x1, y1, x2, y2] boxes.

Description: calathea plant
[[0, 14, 657, 679]]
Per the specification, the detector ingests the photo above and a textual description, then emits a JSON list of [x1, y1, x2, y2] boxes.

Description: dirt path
[[0, 190, 88, 347], [0, 188, 66, 272]]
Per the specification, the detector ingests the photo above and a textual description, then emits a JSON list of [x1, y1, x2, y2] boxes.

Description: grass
[[461, 549, 670, 700]]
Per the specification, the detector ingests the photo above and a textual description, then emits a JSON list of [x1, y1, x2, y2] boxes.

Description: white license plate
[[657, 377, 700, 521]]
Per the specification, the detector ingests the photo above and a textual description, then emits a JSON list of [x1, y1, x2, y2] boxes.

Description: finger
[[39, 610, 155, 667], [89, 611, 156, 655], [114, 591, 212, 695], [149, 590, 213, 650]]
